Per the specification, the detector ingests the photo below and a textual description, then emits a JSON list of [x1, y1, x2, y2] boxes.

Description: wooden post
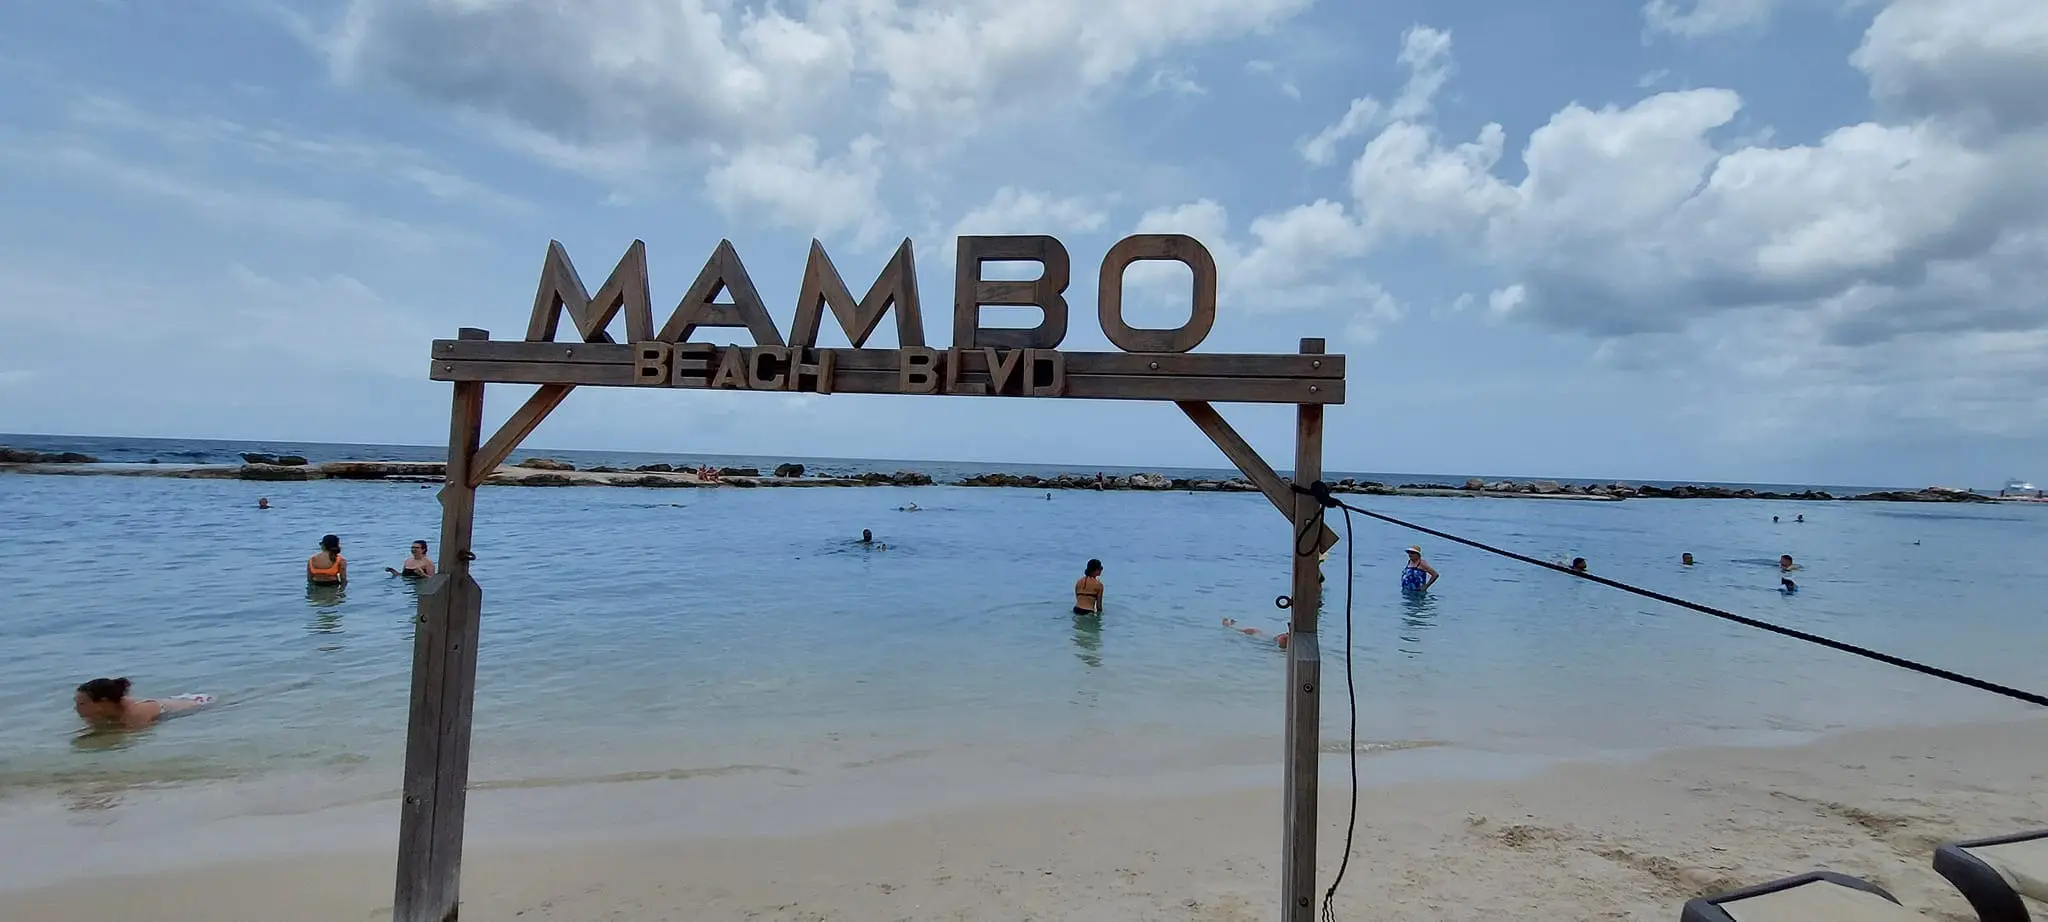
[[394, 328, 489, 922], [1281, 337, 1326, 922]]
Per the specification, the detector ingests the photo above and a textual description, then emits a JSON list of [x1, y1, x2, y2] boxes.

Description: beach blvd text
[[630, 342, 1067, 396]]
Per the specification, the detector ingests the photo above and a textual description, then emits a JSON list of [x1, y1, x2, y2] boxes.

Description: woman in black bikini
[[1073, 559, 1105, 615], [387, 540, 435, 578]]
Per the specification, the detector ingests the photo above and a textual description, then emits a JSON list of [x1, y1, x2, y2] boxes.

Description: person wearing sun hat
[[1400, 545, 1439, 592]]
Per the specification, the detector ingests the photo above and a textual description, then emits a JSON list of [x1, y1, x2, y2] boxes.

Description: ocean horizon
[[1, 432, 2042, 890], [0, 432, 1952, 495]]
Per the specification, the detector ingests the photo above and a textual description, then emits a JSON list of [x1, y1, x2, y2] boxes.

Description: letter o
[[1096, 234, 1218, 353]]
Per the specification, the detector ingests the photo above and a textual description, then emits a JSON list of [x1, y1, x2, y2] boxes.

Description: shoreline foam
[[1, 716, 2041, 920]]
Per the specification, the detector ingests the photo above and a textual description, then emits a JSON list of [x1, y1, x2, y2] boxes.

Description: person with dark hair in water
[[73, 678, 212, 731], [387, 540, 435, 578], [1073, 559, 1105, 615], [1569, 557, 1589, 573], [307, 534, 347, 585]]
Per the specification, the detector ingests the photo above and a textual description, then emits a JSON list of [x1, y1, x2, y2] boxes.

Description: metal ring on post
[[1275, 595, 1293, 609]]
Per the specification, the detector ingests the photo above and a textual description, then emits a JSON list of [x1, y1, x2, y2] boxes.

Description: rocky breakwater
[[1847, 486, 1995, 503], [0, 447, 99, 464]]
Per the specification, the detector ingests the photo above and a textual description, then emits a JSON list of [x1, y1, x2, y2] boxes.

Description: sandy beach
[[3, 716, 2040, 921]]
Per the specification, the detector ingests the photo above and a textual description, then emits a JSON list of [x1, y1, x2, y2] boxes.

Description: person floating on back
[[307, 534, 347, 585], [1222, 618, 1289, 649], [73, 677, 213, 731], [1400, 546, 1439, 592], [387, 540, 435, 578], [1073, 559, 1105, 615]]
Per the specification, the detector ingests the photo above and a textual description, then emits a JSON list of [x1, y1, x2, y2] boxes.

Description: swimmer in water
[[901, 503, 921, 512], [1796, 514, 1805, 524], [73, 678, 213, 731], [1781, 577, 1799, 593], [859, 528, 888, 550], [1779, 554, 1800, 572], [387, 540, 435, 578], [307, 534, 347, 585], [1400, 546, 1439, 592], [1222, 618, 1289, 649], [257, 497, 270, 510], [1681, 552, 1695, 566], [1569, 557, 1588, 573], [1073, 559, 1105, 615]]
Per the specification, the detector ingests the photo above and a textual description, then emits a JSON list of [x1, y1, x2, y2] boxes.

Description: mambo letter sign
[[428, 234, 1344, 405]]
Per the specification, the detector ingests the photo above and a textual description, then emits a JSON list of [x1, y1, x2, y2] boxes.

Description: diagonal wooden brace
[[1177, 400, 1340, 556]]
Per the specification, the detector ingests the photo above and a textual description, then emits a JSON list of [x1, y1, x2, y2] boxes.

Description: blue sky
[[1, 0, 2043, 487]]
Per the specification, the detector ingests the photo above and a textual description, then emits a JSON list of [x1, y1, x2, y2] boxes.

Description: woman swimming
[[1400, 546, 1439, 592], [307, 534, 347, 585], [387, 540, 435, 578], [73, 677, 213, 731]]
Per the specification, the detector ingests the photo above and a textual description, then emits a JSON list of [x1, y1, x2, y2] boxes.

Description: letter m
[[524, 239, 654, 343], [787, 238, 924, 349]]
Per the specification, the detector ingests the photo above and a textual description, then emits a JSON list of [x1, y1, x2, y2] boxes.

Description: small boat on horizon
[[2000, 478, 2042, 499]]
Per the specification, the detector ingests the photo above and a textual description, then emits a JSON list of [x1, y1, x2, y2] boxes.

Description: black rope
[[1289, 481, 2048, 708], [1321, 503, 1358, 922]]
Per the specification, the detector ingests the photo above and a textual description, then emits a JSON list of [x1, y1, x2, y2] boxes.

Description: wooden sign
[[429, 234, 1343, 405]]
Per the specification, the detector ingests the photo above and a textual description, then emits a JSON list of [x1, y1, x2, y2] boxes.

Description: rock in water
[[516, 458, 576, 471], [773, 463, 806, 478], [1128, 472, 1172, 490]]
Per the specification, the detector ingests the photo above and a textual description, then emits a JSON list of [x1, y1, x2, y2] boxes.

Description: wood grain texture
[[658, 239, 787, 346], [432, 340, 1344, 379], [1096, 234, 1218, 353], [430, 353, 1342, 403], [467, 384, 574, 488], [523, 240, 654, 344], [787, 238, 924, 349], [394, 380, 486, 922], [1281, 632, 1322, 922], [1280, 336, 1327, 922], [1175, 401, 1338, 553], [952, 235, 1071, 350]]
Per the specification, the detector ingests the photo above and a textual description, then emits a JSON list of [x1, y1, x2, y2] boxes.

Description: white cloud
[[63, 93, 529, 213], [1388, 25, 1454, 122], [952, 187, 1110, 237], [1850, 0, 2048, 134], [314, 0, 1314, 237], [1300, 98, 1382, 166], [1128, 198, 1401, 336], [0, 140, 460, 251], [705, 134, 889, 245], [1642, 0, 1783, 39], [1318, 0, 2048, 434], [1298, 25, 1454, 166], [1143, 65, 1206, 97]]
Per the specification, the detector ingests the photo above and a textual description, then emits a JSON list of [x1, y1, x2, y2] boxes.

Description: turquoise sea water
[[0, 437, 2043, 852]]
